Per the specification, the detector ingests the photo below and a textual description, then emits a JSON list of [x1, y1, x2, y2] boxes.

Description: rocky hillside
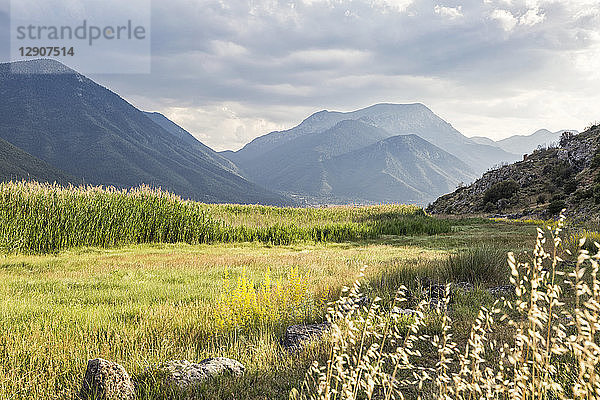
[[427, 124, 600, 218]]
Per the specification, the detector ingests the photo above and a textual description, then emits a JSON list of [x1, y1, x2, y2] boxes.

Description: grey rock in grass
[[78, 358, 136, 400], [283, 322, 330, 350], [487, 285, 516, 296], [158, 358, 245, 389], [392, 307, 418, 317], [454, 282, 475, 292]]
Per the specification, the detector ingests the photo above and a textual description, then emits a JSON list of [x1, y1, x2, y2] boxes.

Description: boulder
[[158, 358, 245, 389], [487, 285, 515, 297], [391, 307, 417, 317], [283, 323, 330, 350], [79, 358, 136, 400]]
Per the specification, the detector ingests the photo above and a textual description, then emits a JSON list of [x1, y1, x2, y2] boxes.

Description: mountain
[[469, 136, 498, 147], [142, 111, 242, 175], [323, 134, 476, 204], [0, 59, 289, 205], [495, 129, 576, 154], [220, 103, 518, 204], [224, 116, 476, 204], [427, 127, 599, 218], [224, 103, 520, 176], [0, 137, 79, 185], [238, 120, 392, 197], [468, 129, 578, 155]]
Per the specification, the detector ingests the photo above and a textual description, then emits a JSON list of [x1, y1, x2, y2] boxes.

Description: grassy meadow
[[3, 181, 593, 399]]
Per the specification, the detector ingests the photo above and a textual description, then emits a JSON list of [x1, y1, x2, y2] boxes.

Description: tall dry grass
[[292, 213, 600, 400]]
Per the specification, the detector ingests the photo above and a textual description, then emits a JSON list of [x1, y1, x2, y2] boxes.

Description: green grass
[[0, 213, 534, 399], [0, 181, 450, 254]]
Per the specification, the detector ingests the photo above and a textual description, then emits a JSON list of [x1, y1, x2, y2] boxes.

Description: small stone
[[79, 358, 136, 400], [283, 323, 330, 350], [454, 282, 475, 292], [158, 358, 245, 389], [487, 285, 515, 296], [392, 307, 417, 317]]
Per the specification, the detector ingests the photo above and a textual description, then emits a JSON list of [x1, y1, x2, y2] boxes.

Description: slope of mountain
[[469, 136, 498, 147], [427, 127, 600, 218], [224, 103, 519, 175], [0, 137, 79, 185], [0, 59, 289, 205], [324, 134, 476, 204], [143, 111, 242, 175], [230, 116, 476, 204], [239, 120, 392, 196], [469, 129, 578, 155]]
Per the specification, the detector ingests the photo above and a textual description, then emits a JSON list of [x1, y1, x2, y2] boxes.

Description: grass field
[[0, 189, 538, 399], [11, 182, 597, 399]]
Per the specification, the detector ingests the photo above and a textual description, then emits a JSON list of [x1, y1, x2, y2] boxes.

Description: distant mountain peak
[[225, 102, 519, 175], [3, 58, 77, 75]]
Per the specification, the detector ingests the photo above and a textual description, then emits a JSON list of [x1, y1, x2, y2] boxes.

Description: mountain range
[[0, 59, 569, 206], [470, 129, 578, 155], [0, 59, 288, 205], [221, 103, 523, 204], [0, 137, 79, 185]]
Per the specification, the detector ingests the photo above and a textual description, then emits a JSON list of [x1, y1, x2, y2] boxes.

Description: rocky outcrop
[[283, 323, 330, 350], [428, 125, 600, 218], [157, 358, 245, 389], [78, 358, 136, 400]]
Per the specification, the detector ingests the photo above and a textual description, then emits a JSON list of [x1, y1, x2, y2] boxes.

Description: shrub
[[563, 178, 577, 194], [217, 267, 317, 332], [536, 194, 546, 204], [591, 152, 600, 169], [548, 199, 566, 215], [482, 180, 520, 205], [551, 162, 574, 185], [594, 184, 600, 204]]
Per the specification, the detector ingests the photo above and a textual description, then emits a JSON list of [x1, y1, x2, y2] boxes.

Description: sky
[[1, 0, 599, 151]]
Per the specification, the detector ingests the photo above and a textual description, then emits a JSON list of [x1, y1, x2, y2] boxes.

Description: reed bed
[[0, 181, 451, 254]]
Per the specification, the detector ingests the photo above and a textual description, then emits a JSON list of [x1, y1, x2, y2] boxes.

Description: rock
[[487, 285, 515, 297], [454, 282, 475, 292], [392, 307, 417, 317], [283, 322, 330, 350], [158, 358, 245, 389], [79, 358, 136, 400]]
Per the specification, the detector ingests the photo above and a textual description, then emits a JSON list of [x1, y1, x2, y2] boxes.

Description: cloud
[[519, 7, 545, 26], [36, 0, 596, 149], [434, 5, 463, 19], [490, 9, 518, 31], [370, 0, 414, 13]]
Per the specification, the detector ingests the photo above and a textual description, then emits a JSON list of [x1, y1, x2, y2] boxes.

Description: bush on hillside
[[548, 198, 566, 215], [482, 180, 519, 205]]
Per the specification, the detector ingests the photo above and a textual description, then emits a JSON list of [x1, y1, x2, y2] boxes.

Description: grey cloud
[[3, 0, 599, 149]]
